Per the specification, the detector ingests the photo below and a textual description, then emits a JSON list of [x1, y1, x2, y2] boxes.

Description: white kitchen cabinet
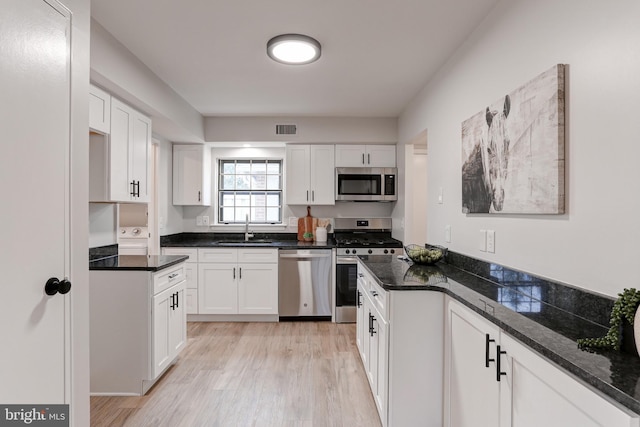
[[335, 144, 396, 167], [499, 333, 638, 427], [444, 298, 501, 427], [89, 263, 187, 395], [173, 144, 212, 206], [445, 297, 639, 427], [89, 96, 151, 203], [198, 248, 278, 315], [356, 261, 444, 427], [89, 84, 111, 134], [152, 280, 186, 378], [162, 247, 198, 314], [286, 144, 335, 205]]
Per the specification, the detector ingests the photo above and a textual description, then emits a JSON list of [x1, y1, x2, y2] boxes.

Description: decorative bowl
[[404, 244, 447, 265]]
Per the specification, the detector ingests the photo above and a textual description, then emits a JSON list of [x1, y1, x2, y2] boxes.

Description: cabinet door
[[198, 263, 238, 314], [89, 84, 110, 134], [169, 284, 187, 357], [152, 286, 172, 378], [238, 263, 278, 314], [310, 145, 335, 205], [185, 288, 198, 314], [499, 333, 639, 427], [335, 145, 366, 167], [367, 145, 396, 167], [446, 299, 500, 427], [110, 98, 133, 202], [173, 144, 211, 206], [371, 310, 388, 423], [356, 282, 366, 359], [285, 144, 311, 205], [131, 112, 151, 202]]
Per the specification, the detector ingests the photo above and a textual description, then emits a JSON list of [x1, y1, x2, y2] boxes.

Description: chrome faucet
[[244, 214, 254, 241]]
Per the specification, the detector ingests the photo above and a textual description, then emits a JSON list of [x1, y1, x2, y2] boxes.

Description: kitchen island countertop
[[358, 254, 640, 416], [89, 254, 189, 271]]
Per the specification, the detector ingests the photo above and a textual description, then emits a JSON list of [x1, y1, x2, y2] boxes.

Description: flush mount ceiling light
[[267, 34, 321, 65]]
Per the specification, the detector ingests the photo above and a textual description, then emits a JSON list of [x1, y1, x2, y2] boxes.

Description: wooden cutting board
[[297, 206, 315, 241]]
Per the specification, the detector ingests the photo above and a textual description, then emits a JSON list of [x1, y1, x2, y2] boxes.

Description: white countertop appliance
[[334, 218, 402, 323], [118, 226, 148, 255]]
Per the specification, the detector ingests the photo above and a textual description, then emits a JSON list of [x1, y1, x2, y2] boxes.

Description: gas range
[[334, 218, 402, 257], [333, 218, 402, 323]]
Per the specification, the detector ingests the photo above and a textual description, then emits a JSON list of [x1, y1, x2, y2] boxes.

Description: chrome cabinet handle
[[168, 273, 179, 280]]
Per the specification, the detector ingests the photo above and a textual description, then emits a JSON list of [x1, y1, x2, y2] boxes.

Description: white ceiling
[[91, 0, 499, 118]]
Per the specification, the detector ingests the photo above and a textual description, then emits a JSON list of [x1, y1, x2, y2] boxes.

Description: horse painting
[[462, 95, 511, 213], [461, 64, 565, 215]]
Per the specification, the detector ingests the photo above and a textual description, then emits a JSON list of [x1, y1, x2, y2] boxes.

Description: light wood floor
[[90, 321, 382, 427]]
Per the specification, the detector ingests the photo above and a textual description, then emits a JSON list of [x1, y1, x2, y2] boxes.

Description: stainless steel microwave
[[335, 167, 397, 202]]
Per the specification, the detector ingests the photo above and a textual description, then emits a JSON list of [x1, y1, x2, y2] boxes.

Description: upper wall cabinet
[[335, 144, 396, 168], [286, 144, 335, 205], [173, 144, 211, 206], [89, 97, 151, 203], [89, 84, 111, 134]]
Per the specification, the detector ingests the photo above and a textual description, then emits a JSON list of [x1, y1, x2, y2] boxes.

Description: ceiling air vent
[[276, 124, 297, 135]]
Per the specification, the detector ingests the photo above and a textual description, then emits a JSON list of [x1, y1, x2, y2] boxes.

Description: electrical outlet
[[487, 230, 495, 253], [196, 216, 203, 226], [479, 230, 487, 252], [202, 215, 209, 226], [445, 225, 451, 243]]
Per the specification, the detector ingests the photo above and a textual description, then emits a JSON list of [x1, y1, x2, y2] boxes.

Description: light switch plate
[[487, 230, 495, 253], [202, 216, 209, 226], [479, 229, 487, 252], [196, 216, 203, 226]]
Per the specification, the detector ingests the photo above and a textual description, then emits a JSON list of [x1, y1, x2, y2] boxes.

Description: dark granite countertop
[[89, 255, 189, 271], [358, 254, 640, 415], [160, 232, 336, 249]]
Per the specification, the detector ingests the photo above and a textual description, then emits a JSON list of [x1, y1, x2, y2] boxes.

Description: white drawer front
[[237, 248, 278, 263], [162, 247, 198, 263], [198, 248, 237, 263], [153, 264, 185, 295], [369, 279, 388, 321]]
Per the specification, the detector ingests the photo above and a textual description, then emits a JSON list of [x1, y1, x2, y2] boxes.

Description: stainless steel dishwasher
[[279, 249, 332, 318]]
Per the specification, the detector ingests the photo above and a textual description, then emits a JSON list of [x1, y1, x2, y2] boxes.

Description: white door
[[0, 0, 71, 403]]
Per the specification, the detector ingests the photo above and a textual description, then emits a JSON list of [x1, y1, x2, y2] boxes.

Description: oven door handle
[[336, 256, 359, 264]]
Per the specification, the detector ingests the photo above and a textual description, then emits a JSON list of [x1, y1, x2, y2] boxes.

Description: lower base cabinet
[[356, 262, 444, 427], [89, 263, 187, 395], [445, 297, 639, 427]]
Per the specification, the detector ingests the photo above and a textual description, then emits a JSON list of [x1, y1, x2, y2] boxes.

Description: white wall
[[88, 203, 117, 247], [179, 145, 394, 233], [205, 116, 397, 143], [398, 0, 640, 297], [90, 20, 205, 143]]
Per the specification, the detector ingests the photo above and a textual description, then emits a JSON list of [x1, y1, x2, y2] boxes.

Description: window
[[218, 159, 282, 224]]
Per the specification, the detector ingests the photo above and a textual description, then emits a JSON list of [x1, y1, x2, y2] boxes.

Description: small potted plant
[[578, 288, 640, 354], [303, 231, 314, 242]]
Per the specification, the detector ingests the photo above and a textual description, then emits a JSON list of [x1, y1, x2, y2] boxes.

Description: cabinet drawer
[[153, 264, 185, 295], [198, 248, 237, 263], [369, 279, 388, 321], [162, 247, 198, 262], [237, 248, 278, 263]]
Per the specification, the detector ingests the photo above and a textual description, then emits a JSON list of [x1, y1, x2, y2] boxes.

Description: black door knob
[[45, 277, 72, 296]]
